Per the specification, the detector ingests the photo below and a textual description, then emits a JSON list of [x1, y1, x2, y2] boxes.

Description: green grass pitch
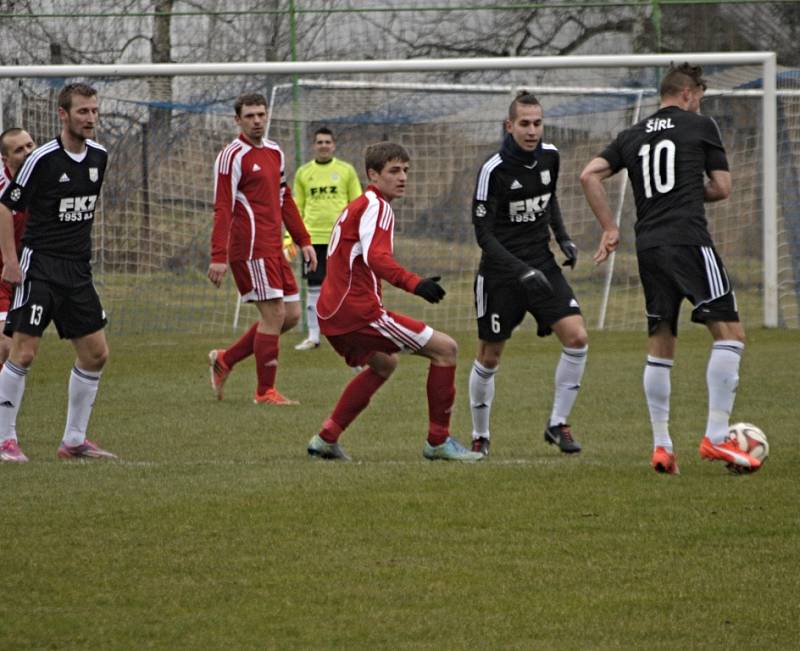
[[1, 327, 799, 649]]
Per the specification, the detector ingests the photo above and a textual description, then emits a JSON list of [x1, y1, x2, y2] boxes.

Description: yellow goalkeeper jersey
[[292, 157, 362, 244]]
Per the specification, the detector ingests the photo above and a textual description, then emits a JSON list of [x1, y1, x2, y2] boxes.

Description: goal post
[[0, 52, 785, 333]]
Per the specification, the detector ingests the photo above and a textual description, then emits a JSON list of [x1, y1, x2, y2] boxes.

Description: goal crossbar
[[0, 52, 776, 78]]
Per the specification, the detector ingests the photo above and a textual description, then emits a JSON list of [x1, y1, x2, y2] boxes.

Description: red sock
[[254, 332, 279, 394], [319, 368, 387, 443], [426, 365, 455, 446], [222, 322, 258, 368]]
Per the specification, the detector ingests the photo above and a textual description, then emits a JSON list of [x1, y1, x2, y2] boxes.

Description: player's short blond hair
[[364, 142, 410, 175], [58, 83, 97, 111], [660, 62, 707, 97]]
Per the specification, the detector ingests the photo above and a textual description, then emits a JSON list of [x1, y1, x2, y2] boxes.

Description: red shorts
[[230, 256, 299, 303], [0, 281, 12, 320], [325, 310, 434, 367]]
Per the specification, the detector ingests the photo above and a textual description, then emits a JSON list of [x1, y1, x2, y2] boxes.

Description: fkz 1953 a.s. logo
[[58, 195, 98, 222], [508, 193, 551, 223]]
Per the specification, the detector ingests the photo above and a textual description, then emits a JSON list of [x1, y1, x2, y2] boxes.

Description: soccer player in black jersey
[[0, 83, 116, 462], [469, 91, 588, 457], [581, 62, 758, 474]]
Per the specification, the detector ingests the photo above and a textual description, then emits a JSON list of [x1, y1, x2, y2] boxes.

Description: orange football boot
[[699, 436, 761, 472], [651, 446, 679, 475], [253, 387, 299, 405]]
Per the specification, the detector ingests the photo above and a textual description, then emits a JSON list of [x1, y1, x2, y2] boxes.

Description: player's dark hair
[[234, 93, 268, 116], [0, 127, 25, 156], [58, 83, 97, 111], [508, 90, 541, 120], [314, 126, 334, 141], [365, 142, 409, 175], [660, 62, 707, 97]]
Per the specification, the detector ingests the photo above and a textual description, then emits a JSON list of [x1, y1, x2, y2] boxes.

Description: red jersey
[[0, 164, 27, 266], [210, 135, 310, 263], [317, 185, 422, 335]]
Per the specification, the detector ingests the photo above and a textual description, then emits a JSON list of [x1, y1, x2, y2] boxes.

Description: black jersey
[[0, 137, 107, 261], [472, 136, 569, 281], [600, 105, 728, 252]]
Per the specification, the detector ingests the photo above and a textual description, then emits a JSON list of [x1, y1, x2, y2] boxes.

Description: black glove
[[519, 267, 553, 304], [558, 239, 578, 269], [414, 276, 446, 304]]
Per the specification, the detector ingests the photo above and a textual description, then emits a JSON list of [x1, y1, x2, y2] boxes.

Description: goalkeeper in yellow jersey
[[287, 127, 362, 350]]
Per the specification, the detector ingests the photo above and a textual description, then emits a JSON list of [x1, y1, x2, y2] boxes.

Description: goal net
[[0, 55, 795, 335]]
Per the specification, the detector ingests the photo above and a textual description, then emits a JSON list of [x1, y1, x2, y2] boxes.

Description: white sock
[[469, 360, 497, 440], [307, 286, 321, 342], [0, 361, 27, 442], [705, 340, 744, 444], [644, 355, 673, 451], [63, 366, 102, 447], [549, 345, 588, 427]]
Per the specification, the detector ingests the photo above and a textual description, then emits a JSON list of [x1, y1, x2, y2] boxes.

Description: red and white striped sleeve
[[210, 141, 242, 264], [265, 139, 310, 247], [278, 146, 287, 207], [281, 184, 311, 248], [358, 197, 420, 293]]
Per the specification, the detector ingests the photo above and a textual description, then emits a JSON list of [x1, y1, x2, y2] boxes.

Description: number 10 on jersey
[[638, 140, 676, 198]]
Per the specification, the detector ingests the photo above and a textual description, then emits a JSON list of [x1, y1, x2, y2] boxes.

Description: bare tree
[[346, 4, 640, 83], [775, 2, 800, 66], [148, 0, 173, 138], [0, 0, 152, 66]]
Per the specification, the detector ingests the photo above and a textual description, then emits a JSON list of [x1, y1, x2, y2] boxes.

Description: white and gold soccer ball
[[728, 422, 769, 472]]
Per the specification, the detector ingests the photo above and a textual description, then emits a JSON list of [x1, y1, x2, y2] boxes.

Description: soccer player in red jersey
[[307, 142, 483, 462], [0, 128, 35, 366], [207, 93, 317, 405], [0, 128, 34, 462]]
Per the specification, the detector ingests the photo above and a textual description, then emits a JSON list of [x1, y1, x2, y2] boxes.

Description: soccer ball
[[727, 422, 769, 473]]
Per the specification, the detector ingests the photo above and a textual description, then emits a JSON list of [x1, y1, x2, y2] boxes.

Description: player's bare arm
[[704, 169, 732, 203], [301, 244, 317, 272], [207, 262, 227, 288], [0, 203, 20, 285], [579, 156, 620, 264]]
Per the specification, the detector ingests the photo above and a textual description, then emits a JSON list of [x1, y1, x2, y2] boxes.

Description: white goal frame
[[0, 52, 779, 327]]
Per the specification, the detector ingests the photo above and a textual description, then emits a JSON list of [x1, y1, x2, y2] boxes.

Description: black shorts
[[5, 249, 107, 339], [474, 265, 581, 341], [638, 244, 739, 336], [302, 243, 328, 287]]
